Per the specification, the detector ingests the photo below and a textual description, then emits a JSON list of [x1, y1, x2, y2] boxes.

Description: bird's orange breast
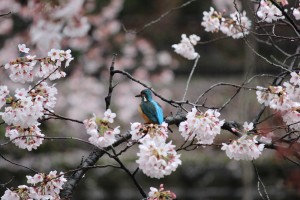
[[138, 105, 152, 123]]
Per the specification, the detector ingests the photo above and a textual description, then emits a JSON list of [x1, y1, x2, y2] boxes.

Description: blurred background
[[0, 0, 300, 199]]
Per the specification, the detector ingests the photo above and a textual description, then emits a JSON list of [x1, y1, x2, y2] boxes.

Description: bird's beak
[[135, 94, 142, 98]]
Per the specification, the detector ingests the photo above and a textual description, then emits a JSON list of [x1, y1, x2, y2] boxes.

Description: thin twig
[[252, 161, 270, 200], [123, 0, 198, 34], [181, 55, 199, 101], [0, 153, 38, 173]]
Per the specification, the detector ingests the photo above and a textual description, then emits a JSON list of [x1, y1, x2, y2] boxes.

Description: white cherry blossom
[[83, 111, 120, 148], [172, 34, 200, 60], [103, 109, 116, 123], [201, 7, 221, 32], [221, 135, 265, 160], [179, 108, 224, 145], [136, 136, 181, 179], [257, 0, 285, 23], [17, 44, 30, 53]]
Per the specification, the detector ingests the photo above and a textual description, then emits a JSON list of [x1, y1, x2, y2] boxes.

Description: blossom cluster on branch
[[257, 71, 300, 131], [83, 109, 120, 148], [1, 171, 66, 200], [0, 45, 73, 151], [201, 7, 251, 39], [147, 184, 176, 200], [179, 108, 224, 145], [130, 122, 182, 179]]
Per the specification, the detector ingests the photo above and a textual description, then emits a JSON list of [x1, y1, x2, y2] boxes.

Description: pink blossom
[[148, 184, 176, 200], [5, 125, 44, 151], [257, 0, 284, 23], [172, 34, 200, 60], [179, 108, 224, 145], [1, 189, 20, 200], [137, 136, 181, 179], [103, 109, 117, 123], [0, 86, 9, 109], [220, 11, 251, 39], [221, 135, 265, 160], [48, 49, 61, 61], [17, 44, 30, 53], [201, 7, 221, 32], [84, 112, 120, 148], [243, 121, 254, 132]]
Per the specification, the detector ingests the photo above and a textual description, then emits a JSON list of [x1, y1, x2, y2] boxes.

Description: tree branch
[[60, 133, 131, 199]]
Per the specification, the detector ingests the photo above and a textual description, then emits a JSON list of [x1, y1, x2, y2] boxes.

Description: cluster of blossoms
[[0, 82, 58, 150], [147, 184, 176, 200], [0, 86, 9, 109], [179, 108, 225, 145], [1, 171, 67, 200], [83, 109, 120, 148], [256, 71, 300, 131], [0, 45, 71, 150], [171, 34, 200, 60], [201, 7, 251, 39], [221, 122, 266, 160], [257, 0, 285, 23], [5, 125, 44, 151], [130, 122, 181, 179], [4, 44, 73, 83]]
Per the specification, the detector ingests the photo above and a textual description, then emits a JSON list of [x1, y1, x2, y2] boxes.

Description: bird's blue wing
[[152, 101, 164, 124], [140, 101, 162, 124]]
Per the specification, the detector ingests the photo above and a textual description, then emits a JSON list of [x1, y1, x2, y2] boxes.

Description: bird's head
[[135, 89, 153, 101]]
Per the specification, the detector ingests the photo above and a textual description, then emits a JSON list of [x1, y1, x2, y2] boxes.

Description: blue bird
[[135, 89, 164, 125]]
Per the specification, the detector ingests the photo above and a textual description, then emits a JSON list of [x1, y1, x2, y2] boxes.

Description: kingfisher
[[135, 89, 164, 125]]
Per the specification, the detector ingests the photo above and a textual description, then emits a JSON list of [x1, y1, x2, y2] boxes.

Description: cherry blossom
[[256, 86, 293, 111], [179, 108, 224, 145], [4, 55, 37, 83], [282, 110, 300, 131], [36, 49, 73, 80], [5, 125, 44, 151], [1, 171, 67, 200], [83, 111, 120, 148], [27, 170, 67, 198], [221, 135, 265, 160], [189, 34, 200, 45], [172, 34, 200, 60], [0, 86, 9, 109], [48, 49, 61, 61], [136, 136, 181, 179], [148, 184, 176, 200], [130, 122, 169, 142], [256, 71, 300, 131], [1, 96, 44, 128], [130, 122, 143, 140], [17, 44, 30, 53], [257, 0, 285, 23], [201, 7, 251, 39], [1, 82, 58, 129], [3, 45, 73, 83], [201, 7, 221, 33], [289, 71, 300, 86], [103, 109, 117, 123], [220, 11, 251, 39], [1, 189, 20, 200], [243, 121, 254, 132]]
